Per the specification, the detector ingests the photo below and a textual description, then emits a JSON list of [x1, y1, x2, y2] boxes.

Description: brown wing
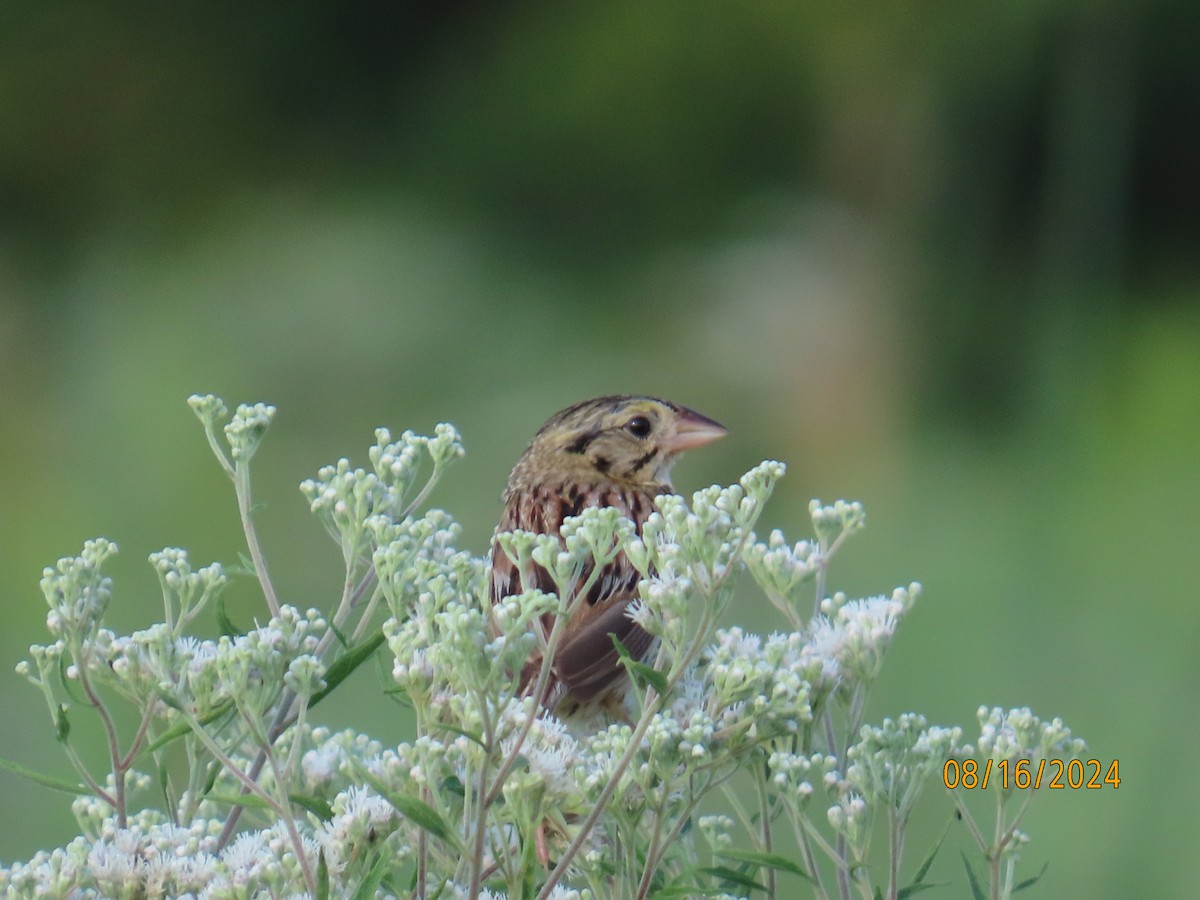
[[491, 480, 660, 707], [553, 570, 654, 702]]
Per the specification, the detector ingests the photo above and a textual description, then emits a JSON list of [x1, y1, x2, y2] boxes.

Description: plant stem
[[77, 657, 126, 824], [533, 691, 664, 900], [262, 737, 318, 895], [467, 698, 495, 898], [634, 788, 671, 900], [755, 765, 778, 900], [886, 807, 900, 900], [234, 462, 281, 618]]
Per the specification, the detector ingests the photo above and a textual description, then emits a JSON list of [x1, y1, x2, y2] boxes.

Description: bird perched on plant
[[490, 395, 727, 720]]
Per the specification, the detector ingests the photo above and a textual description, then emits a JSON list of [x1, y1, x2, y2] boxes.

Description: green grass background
[[1, 3, 1197, 896]]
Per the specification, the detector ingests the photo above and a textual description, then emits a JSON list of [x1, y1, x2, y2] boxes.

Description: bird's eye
[[625, 415, 652, 439]]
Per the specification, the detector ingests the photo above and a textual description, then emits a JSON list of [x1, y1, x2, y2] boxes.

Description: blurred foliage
[[1, 1, 1197, 896]]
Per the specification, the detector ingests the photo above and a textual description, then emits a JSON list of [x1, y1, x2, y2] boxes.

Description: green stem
[[755, 765, 778, 900], [789, 807, 829, 899], [234, 462, 280, 618], [634, 787, 672, 900], [533, 689, 664, 900], [261, 737, 318, 895], [76, 655, 126, 824], [886, 807, 900, 900], [467, 698, 495, 898]]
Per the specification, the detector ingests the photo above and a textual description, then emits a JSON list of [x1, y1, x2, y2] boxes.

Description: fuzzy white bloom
[[317, 786, 401, 876], [968, 706, 1086, 762], [3, 404, 1087, 900], [804, 584, 919, 685], [220, 831, 274, 887], [499, 713, 581, 795]]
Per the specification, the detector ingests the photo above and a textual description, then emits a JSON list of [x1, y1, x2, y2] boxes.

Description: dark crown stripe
[[565, 430, 601, 454]]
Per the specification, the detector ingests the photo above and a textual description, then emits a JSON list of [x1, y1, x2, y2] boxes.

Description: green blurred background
[[1, 2, 1197, 895]]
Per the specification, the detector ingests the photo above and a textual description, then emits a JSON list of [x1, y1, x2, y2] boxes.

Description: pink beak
[[662, 406, 728, 453]]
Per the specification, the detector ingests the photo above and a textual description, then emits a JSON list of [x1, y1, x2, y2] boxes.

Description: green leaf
[[905, 812, 956, 890], [440, 775, 466, 798], [651, 872, 739, 899], [54, 703, 70, 743], [620, 656, 669, 696], [58, 656, 87, 706], [152, 685, 184, 713], [716, 849, 813, 882], [310, 630, 386, 709], [386, 791, 457, 846], [234, 551, 256, 577], [144, 700, 235, 754], [157, 763, 171, 808], [383, 684, 414, 707], [206, 791, 275, 811], [202, 759, 222, 796], [611, 635, 671, 694], [291, 793, 335, 822], [329, 621, 351, 649], [0, 756, 88, 795], [351, 852, 392, 900], [611, 634, 633, 660], [699, 865, 768, 892], [216, 592, 246, 637], [358, 768, 461, 852], [316, 850, 330, 900], [429, 721, 487, 750], [898, 882, 949, 898], [1013, 861, 1049, 893], [961, 852, 987, 900], [650, 886, 732, 898]]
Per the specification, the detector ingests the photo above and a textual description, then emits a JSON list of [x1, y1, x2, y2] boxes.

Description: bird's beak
[[663, 407, 728, 453]]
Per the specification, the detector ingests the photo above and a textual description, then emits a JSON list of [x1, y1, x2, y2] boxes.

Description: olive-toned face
[[511, 395, 726, 489]]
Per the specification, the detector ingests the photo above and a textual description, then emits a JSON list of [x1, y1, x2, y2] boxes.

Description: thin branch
[[467, 695, 495, 898], [534, 689, 665, 900], [234, 463, 281, 618], [76, 660, 127, 823], [755, 765, 778, 900]]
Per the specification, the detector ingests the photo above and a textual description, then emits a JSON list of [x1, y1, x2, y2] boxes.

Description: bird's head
[[511, 395, 727, 490]]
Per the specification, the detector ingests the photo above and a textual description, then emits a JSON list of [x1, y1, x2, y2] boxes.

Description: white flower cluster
[[2, 397, 1089, 900], [301, 424, 464, 556], [0, 814, 316, 898], [316, 785, 406, 877], [40, 538, 118, 642], [964, 705, 1087, 764], [695, 628, 815, 742], [108, 605, 328, 719], [630, 460, 786, 591], [444, 886, 591, 900], [846, 715, 962, 804], [625, 461, 786, 661], [222, 402, 276, 462], [532, 507, 637, 601], [767, 749, 837, 803], [149, 547, 228, 632], [808, 584, 920, 686], [498, 711, 581, 797], [743, 528, 822, 625], [372, 509, 482, 617], [809, 498, 866, 547]]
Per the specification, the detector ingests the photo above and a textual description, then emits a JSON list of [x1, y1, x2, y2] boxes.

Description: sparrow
[[490, 395, 727, 719]]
